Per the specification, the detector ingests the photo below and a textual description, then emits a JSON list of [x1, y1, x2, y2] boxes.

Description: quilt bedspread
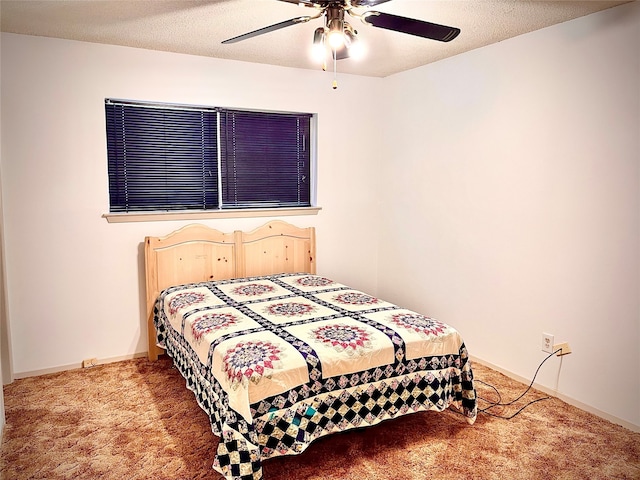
[[153, 273, 477, 480]]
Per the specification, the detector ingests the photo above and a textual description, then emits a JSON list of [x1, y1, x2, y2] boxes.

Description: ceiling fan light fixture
[[344, 23, 365, 60], [327, 31, 344, 49], [311, 27, 327, 62], [343, 23, 355, 45]]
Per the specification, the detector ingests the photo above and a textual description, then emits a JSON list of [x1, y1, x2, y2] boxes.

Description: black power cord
[[475, 347, 562, 420]]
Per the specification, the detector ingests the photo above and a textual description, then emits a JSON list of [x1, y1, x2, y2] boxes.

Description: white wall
[[378, 2, 639, 429], [0, 33, 383, 375]]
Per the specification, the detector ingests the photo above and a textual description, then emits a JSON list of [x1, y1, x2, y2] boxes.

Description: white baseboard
[[12, 352, 148, 380], [470, 355, 639, 433]]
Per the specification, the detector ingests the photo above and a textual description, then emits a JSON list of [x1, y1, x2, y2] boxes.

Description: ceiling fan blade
[[222, 16, 312, 44], [351, 0, 392, 6], [362, 11, 460, 42]]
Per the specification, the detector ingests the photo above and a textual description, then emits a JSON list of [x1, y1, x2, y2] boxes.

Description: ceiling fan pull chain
[[332, 48, 338, 90]]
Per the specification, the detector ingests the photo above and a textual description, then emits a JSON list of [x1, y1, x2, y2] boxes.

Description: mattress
[[153, 273, 477, 480]]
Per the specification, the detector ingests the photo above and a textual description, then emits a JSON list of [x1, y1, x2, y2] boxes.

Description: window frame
[[103, 99, 319, 222]]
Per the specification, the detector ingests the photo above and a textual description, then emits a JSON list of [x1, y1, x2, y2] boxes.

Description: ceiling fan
[[222, 0, 461, 61]]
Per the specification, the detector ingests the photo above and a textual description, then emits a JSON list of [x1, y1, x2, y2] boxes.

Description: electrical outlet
[[553, 342, 572, 356], [82, 358, 98, 368], [542, 333, 554, 353]]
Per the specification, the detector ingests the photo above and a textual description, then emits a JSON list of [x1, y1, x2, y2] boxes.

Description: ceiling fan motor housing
[[326, 6, 345, 32]]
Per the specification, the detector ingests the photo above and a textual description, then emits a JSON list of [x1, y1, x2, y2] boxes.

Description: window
[[105, 99, 314, 213]]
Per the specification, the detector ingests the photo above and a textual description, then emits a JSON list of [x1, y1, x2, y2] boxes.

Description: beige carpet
[[1, 357, 638, 480]]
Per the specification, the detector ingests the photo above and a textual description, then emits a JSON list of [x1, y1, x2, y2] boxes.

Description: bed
[[145, 220, 477, 480]]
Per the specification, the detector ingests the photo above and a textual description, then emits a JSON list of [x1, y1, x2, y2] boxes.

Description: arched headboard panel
[[237, 220, 316, 277]]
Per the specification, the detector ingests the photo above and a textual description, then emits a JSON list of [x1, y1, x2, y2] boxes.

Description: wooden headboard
[[144, 220, 316, 360]]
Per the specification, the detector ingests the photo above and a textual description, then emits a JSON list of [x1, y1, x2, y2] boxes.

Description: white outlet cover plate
[[542, 333, 554, 353]]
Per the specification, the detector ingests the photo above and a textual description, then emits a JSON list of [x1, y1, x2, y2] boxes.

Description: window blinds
[[105, 100, 312, 213]]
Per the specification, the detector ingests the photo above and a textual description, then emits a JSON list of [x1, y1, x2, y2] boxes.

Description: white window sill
[[103, 206, 322, 223]]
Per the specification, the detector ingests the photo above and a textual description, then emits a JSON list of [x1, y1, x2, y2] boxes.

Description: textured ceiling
[[0, 0, 631, 77]]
